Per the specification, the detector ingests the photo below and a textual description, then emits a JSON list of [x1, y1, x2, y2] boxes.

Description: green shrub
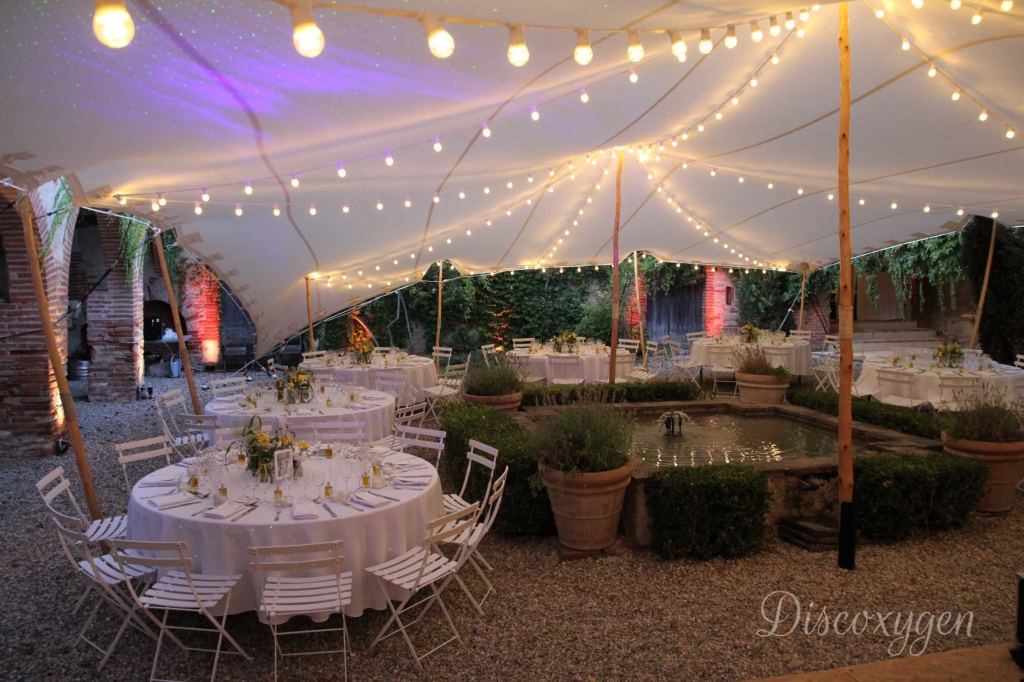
[[787, 388, 943, 439], [522, 380, 703, 406], [534, 403, 632, 474], [645, 465, 771, 560], [463, 361, 524, 397], [854, 453, 987, 541], [440, 402, 554, 536], [943, 391, 1024, 443]]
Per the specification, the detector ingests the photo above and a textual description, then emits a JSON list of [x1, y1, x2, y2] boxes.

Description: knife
[[162, 499, 205, 510], [367, 490, 400, 502], [337, 498, 365, 512], [322, 502, 338, 518], [230, 505, 259, 522]]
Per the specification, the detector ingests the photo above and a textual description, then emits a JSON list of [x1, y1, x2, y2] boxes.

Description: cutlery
[[367, 490, 400, 502], [321, 502, 338, 518], [274, 508, 283, 522], [230, 505, 258, 522], [337, 499, 365, 513], [190, 504, 215, 517], [141, 490, 177, 499], [164, 499, 205, 511]]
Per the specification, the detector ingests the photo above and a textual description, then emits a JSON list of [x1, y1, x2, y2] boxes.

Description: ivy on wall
[[962, 218, 1024, 364]]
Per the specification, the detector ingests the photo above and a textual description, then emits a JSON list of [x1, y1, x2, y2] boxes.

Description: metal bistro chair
[[394, 425, 446, 471], [597, 351, 637, 385], [374, 372, 408, 407], [432, 346, 453, 375], [511, 338, 535, 350], [507, 352, 545, 386], [210, 376, 248, 400], [876, 369, 928, 409], [302, 350, 327, 362], [443, 439, 499, 515], [788, 330, 813, 342], [706, 345, 737, 396], [480, 344, 497, 367], [549, 355, 584, 385], [423, 361, 467, 424], [617, 338, 640, 358], [176, 413, 220, 455], [934, 375, 980, 411], [36, 466, 127, 545], [113, 435, 176, 491]]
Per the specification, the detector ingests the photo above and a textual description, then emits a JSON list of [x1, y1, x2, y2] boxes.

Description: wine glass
[[338, 460, 354, 496], [209, 464, 223, 495], [312, 470, 325, 500]]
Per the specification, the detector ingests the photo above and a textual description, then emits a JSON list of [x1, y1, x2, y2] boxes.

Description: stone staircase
[[845, 320, 939, 351]]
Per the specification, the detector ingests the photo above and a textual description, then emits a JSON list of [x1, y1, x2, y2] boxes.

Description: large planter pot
[[539, 460, 634, 551], [735, 372, 789, 404], [942, 431, 1024, 514], [463, 391, 522, 412]]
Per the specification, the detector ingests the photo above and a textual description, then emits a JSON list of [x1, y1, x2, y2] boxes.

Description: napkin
[[149, 492, 194, 509], [179, 457, 199, 466], [396, 462, 428, 472], [138, 473, 179, 487], [291, 503, 320, 520], [349, 492, 389, 508], [203, 501, 247, 519], [362, 395, 388, 402], [393, 473, 432, 480], [392, 478, 428, 489]]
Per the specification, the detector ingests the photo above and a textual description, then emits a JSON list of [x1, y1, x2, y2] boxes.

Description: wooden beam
[[305, 276, 315, 352], [836, 2, 856, 571], [153, 234, 202, 415], [798, 263, 809, 332], [435, 262, 443, 371], [18, 196, 103, 520], [968, 219, 998, 350], [609, 152, 624, 384], [634, 251, 647, 368]]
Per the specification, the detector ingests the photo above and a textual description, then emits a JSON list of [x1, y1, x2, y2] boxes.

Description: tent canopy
[[3, 1, 1022, 354]]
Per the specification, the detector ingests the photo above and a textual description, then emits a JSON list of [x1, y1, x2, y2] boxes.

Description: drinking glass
[[312, 470, 325, 499], [338, 460, 354, 496]]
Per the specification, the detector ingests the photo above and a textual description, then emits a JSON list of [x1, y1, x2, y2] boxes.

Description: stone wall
[[702, 266, 740, 337], [179, 265, 221, 367]]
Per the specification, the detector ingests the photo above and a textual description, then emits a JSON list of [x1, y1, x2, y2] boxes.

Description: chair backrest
[[937, 375, 979, 407], [316, 421, 365, 442], [480, 344, 496, 367], [395, 425, 445, 468], [644, 340, 659, 363], [114, 435, 175, 490], [549, 354, 583, 381], [1015, 354, 1024, 370], [284, 414, 336, 440], [660, 334, 672, 344], [266, 357, 276, 377], [441, 361, 469, 388], [210, 376, 248, 399], [456, 439, 499, 502], [412, 503, 481, 587], [394, 402, 428, 430], [512, 338, 535, 350], [36, 466, 89, 531], [617, 338, 640, 354], [374, 372, 407, 401], [432, 346, 453, 373], [962, 348, 983, 358], [685, 331, 706, 347], [822, 334, 840, 352], [302, 351, 327, 361], [51, 518, 144, 614], [876, 369, 914, 397], [789, 330, 813, 341], [249, 541, 346, 618], [176, 413, 219, 454], [373, 346, 395, 355], [478, 466, 509, 537]]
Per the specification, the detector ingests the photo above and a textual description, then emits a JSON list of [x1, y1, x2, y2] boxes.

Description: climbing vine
[[117, 213, 151, 283], [37, 177, 76, 261]]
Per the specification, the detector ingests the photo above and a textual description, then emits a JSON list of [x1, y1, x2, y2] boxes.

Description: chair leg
[[430, 581, 463, 648], [72, 583, 94, 615]]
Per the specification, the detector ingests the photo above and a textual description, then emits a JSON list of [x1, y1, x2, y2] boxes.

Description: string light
[[93, 0, 135, 49], [574, 29, 593, 65], [420, 14, 454, 59], [725, 24, 737, 49], [796, 24, 805, 38], [116, 195, 126, 205], [481, 122, 491, 137], [433, 138, 442, 152], [244, 181, 253, 195], [912, 0, 924, 8], [800, 8, 810, 21], [235, 204, 243, 216], [1007, 126, 1016, 139], [579, 87, 589, 103], [950, 0, 962, 8], [951, 88, 962, 101], [627, 30, 645, 62], [342, 203, 349, 213], [157, 194, 166, 206], [979, 108, 989, 121], [956, 207, 964, 215], [404, 197, 412, 207], [928, 64, 937, 77], [484, 186, 490, 194], [699, 28, 713, 54], [859, 197, 865, 205], [769, 16, 781, 37], [972, 8, 983, 24], [337, 163, 346, 178], [433, 193, 440, 203], [827, 192, 833, 200], [629, 68, 638, 83], [991, 210, 999, 218], [274, 204, 281, 216], [290, 0, 324, 58], [530, 106, 540, 121], [771, 52, 780, 65], [668, 30, 687, 61], [751, 77, 758, 87], [290, 174, 300, 187], [875, 8, 885, 18], [767, 181, 774, 189], [309, 203, 317, 215], [385, 151, 394, 166], [923, 205, 931, 212], [1001, 0, 1013, 10], [194, 202, 202, 215], [376, 200, 383, 210], [508, 24, 529, 66], [798, 187, 804, 195], [891, 201, 898, 209], [750, 20, 763, 43], [784, 12, 796, 30]]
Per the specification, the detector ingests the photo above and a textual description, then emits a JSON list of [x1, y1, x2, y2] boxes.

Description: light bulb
[[912, 0, 924, 7], [768, 181, 774, 188], [710, 169, 716, 176], [858, 197, 865, 205], [950, 0, 961, 8], [627, 30, 644, 62], [699, 28, 713, 54], [951, 88, 962, 101], [433, 138, 442, 152], [972, 9, 983, 23], [376, 201, 383, 210], [875, 8, 885, 18], [157, 194, 166, 206], [481, 122, 491, 137], [738, 176, 744, 183], [579, 87, 589, 103], [290, 1, 324, 58], [923, 205, 931, 212], [507, 180, 514, 188], [668, 30, 687, 61], [979, 108, 988, 121], [928, 64, 937, 77], [891, 201, 898, 209], [715, 110, 723, 120], [194, 203, 202, 215], [731, 96, 739, 106], [629, 68, 638, 83], [798, 188, 805, 195], [458, 189, 465, 199], [93, 0, 135, 49], [274, 204, 281, 216], [385, 152, 394, 166], [116, 195, 126, 205], [336, 164, 346, 178], [957, 207, 964, 215], [901, 37, 910, 51], [797, 25, 805, 38], [291, 174, 300, 187], [549, 168, 555, 176], [750, 20, 763, 43], [697, 123, 705, 132], [508, 24, 529, 66], [309, 203, 317, 216], [420, 14, 454, 59], [574, 29, 593, 65], [244, 182, 253, 195], [769, 16, 781, 37], [771, 52, 780, 65], [800, 8, 810, 21], [404, 197, 412, 208], [785, 12, 796, 30], [1001, 0, 1013, 9], [484, 186, 490, 194], [827, 193, 833, 200], [751, 77, 758, 87], [433, 193, 440, 204], [992, 210, 999, 218], [725, 24, 737, 49], [342, 203, 349, 213], [530, 106, 540, 121], [1007, 126, 1016, 138], [235, 204, 243, 216]]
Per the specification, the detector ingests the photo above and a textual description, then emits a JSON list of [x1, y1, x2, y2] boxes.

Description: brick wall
[[703, 266, 740, 337], [797, 291, 831, 349], [180, 265, 221, 367], [624, 261, 647, 338]]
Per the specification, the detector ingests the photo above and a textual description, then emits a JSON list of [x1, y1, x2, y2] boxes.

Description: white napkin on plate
[[203, 501, 247, 519], [392, 478, 428, 489], [291, 503, 320, 520], [138, 472, 179, 487], [349, 492, 389, 508], [150, 492, 194, 509]]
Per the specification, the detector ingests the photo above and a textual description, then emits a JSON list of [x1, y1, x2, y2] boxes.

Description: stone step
[[852, 330, 937, 341], [853, 320, 922, 332]]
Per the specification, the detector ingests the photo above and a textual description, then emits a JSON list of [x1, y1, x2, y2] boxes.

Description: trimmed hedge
[[787, 387, 943, 440], [645, 465, 771, 560], [854, 453, 987, 541], [522, 380, 704, 407], [440, 402, 555, 536]]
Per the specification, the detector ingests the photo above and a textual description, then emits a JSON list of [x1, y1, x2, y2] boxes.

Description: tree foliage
[[962, 218, 1024, 363]]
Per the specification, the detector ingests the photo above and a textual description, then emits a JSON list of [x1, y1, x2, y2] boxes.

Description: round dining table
[[300, 356, 437, 403], [206, 389, 396, 442], [689, 338, 813, 375], [126, 452, 444, 618], [507, 348, 634, 384], [854, 351, 1024, 405]]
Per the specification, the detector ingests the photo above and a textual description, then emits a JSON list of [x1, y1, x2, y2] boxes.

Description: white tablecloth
[[854, 354, 1023, 405], [690, 339, 812, 375], [507, 349, 634, 384], [300, 357, 437, 403], [127, 455, 443, 617], [206, 390, 395, 442]]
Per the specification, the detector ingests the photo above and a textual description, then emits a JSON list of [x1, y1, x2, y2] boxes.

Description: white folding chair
[[302, 351, 327, 362], [250, 541, 352, 682], [316, 421, 365, 442], [265, 357, 277, 379], [643, 340, 661, 372], [52, 518, 156, 669], [812, 352, 839, 392], [155, 388, 188, 441], [365, 502, 481, 669], [210, 376, 248, 400], [176, 413, 220, 454], [1015, 354, 1024, 370], [374, 372, 408, 406], [935, 375, 980, 411], [394, 425, 446, 471], [111, 539, 252, 682], [816, 334, 840, 357], [36, 466, 127, 544], [549, 355, 584, 385], [707, 345, 737, 396], [441, 466, 508, 614], [113, 435, 175, 491], [369, 402, 428, 448], [684, 331, 705, 352], [432, 346, 453, 374], [617, 338, 640, 357], [597, 352, 637, 384], [480, 344, 497, 367], [444, 439, 499, 514], [507, 353, 544, 385], [423, 362, 467, 423], [788, 330, 813, 341], [511, 338, 535, 350], [764, 345, 791, 370], [285, 414, 338, 441], [876, 369, 928, 408], [373, 346, 396, 355]]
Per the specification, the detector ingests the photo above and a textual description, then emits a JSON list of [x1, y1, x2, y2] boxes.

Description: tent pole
[[798, 263, 809, 332], [968, 219, 998, 350], [634, 251, 647, 368], [836, 2, 856, 571], [435, 262, 443, 371], [609, 152, 624, 385], [305, 276, 315, 352], [17, 196, 103, 520], [153, 234, 202, 415]]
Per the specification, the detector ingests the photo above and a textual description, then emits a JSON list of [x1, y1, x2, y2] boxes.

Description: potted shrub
[[733, 345, 790, 404], [535, 403, 634, 550], [462, 360, 524, 412], [941, 391, 1024, 514]]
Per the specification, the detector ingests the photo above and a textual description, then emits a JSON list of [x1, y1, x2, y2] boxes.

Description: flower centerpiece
[[241, 417, 293, 482], [349, 327, 374, 365], [551, 331, 578, 354], [740, 322, 760, 345], [935, 334, 964, 368]]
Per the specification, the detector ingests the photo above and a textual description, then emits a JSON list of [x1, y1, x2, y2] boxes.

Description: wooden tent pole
[[968, 219, 998, 350], [435, 262, 443, 371], [305, 276, 316, 352], [634, 251, 647, 368], [153, 235, 202, 415], [609, 152, 624, 384], [798, 263, 809, 332], [18, 196, 102, 520], [836, 2, 856, 571]]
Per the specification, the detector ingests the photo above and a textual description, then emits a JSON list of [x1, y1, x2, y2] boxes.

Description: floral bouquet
[[241, 416, 293, 480], [551, 331, 578, 354], [349, 327, 375, 365], [935, 335, 964, 368], [740, 323, 760, 345]]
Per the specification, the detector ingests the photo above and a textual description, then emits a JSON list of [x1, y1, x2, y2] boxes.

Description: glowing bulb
[[309, 203, 317, 216], [972, 8, 983, 23], [376, 200, 383, 210], [891, 201, 898, 209], [697, 123, 705, 132], [235, 204, 243, 216], [797, 25, 805, 38], [769, 16, 781, 37], [574, 29, 593, 65], [715, 110, 723, 120], [798, 188, 804, 195], [732, 96, 739, 106], [579, 88, 589, 103], [507, 24, 529, 66], [404, 197, 412, 208], [858, 197, 865, 205], [433, 138, 442, 152], [549, 168, 555, 177], [901, 37, 910, 51], [93, 0, 135, 49], [291, 174, 300, 187], [274, 204, 281, 216], [785, 12, 796, 30], [956, 207, 964, 215], [481, 122, 491, 137], [738, 176, 744, 183], [751, 77, 758, 87], [627, 30, 644, 62], [385, 152, 394, 166], [699, 28, 713, 54], [976, 108, 989, 121], [530, 106, 540, 121], [768, 181, 774, 189], [827, 193, 833, 200], [433, 194, 440, 204], [800, 8, 810, 21], [484, 186, 490, 194], [875, 8, 885, 18], [116, 195, 126, 205], [244, 182, 253, 195], [342, 203, 349, 213], [951, 88, 962, 101], [335, 163, 346, 178], [710, 169, 716, 176], [725, 24, 737, 49], [194, 202, 202, 215], [668, 30, 687, 61], [1001, 0, 1013, 9], [991, 210, 999, 218], [420, 14, 454, 59], [771, 52, 780, 65], [290, 1, 324, 58], [950, 0, 961, 8], [507, 180, 514, 189], [912, 0, 924, 7], [629, 68, 638, 83], [1007, 126, 1016, 138], [923, 205, 931, 212]]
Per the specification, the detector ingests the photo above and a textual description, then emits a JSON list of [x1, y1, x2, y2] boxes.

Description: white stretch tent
[[2, 1, 1022, 354]]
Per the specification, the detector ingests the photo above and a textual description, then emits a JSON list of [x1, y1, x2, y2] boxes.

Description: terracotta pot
[[942, 431, 1024, 514], [735, 372, 789, 404], [463, 391, 522, 412], [539, 460, 634, 551]]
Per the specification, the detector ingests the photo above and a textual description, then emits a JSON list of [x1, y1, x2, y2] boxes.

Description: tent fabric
[[2, 1, 1022, 355]]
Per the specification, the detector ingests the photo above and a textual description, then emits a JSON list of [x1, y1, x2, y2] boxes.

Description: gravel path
[[2, 374, 1021, 681]]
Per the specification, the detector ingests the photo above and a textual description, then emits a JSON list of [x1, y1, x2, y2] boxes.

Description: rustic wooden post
[[836, 2, 856, 570], [609, 152, 624, 384], [634, 251, 647, 368], [798, 263, 809, 332], [17, 196, 103, 520], [435, 262, 443, 371], [968, 219, 998, 350], [153, 234, 202, 415], [305, 276, 316, 352]]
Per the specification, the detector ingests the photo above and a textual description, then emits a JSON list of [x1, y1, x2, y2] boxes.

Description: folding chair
[[316, 421, 365, 443], [707, 345, 737, 396], [876, 369, 928, 408], [113, 435, 175, 491], [596, 352, 637, 384], [507, 353, 544, 385], [1015, 354, 1024, 370], [549, 355, 584, 385], [684, 331, 706, 352], [374, 372, 408, 406], [176, 413, 220, 454], [365, 502, 481, 669], [210, 377, 247, 400], [52, 518, 156, 669], [788, 330, 813, 342], [444, 439, 498, 514], [394, 425, 445, 470], [669, 342, 701, 385], [155, 388, 188, 443], [285, 414, 338, 441], [816, 334, 840, 357], [266, 357, 277, 379], [934, 375, 980, 411], [432, 346, 453, 374], [617, 338, 640, 358], [480, 344, 497, 367], [111, 539, 252, 682], [423, 362, 466, 423], [36, 466, 127, 544], [511, 338, 535, 350], [368, 403, 429, 448], [250, 541, 352, 682], [373, 346, 396, 356], [812, 353, 838, 392], [302, 351, 327, 363]]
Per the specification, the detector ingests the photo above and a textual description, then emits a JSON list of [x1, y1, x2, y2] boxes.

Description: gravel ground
[[2, 373, 1021, 681]]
